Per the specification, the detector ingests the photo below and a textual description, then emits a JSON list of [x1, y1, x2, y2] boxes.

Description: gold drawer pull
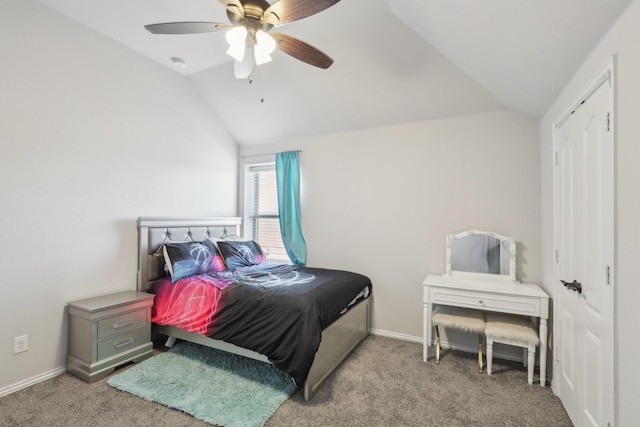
[[114, 338, 134, 349], [114, 320, 133, 329]]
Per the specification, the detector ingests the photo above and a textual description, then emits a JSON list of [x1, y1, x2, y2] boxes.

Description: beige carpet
[[0, 335, 572, 426]]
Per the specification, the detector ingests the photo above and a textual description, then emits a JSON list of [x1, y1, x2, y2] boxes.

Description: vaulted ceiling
[[38, 0, 633, 145]]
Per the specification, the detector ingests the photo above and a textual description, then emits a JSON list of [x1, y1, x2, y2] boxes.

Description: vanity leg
[[423, 302, 431, 362], [435, 325, 441, 364], [425, 301, 433, 361], [539, 318, 547, 386], [527, 345, 535, 385]]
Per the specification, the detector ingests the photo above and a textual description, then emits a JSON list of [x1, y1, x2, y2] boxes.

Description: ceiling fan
[[145, 0, 340, 79]]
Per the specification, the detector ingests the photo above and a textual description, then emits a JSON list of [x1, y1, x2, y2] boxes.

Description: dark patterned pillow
[[163, 240, 225, 283], [217, 240, 266, 270]]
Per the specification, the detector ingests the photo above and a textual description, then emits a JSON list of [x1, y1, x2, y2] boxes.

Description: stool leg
[[486, 338, 493, 375], [478, 334, 484, 373], [435, 325, 441, 364], [527, 345, 535, 385]]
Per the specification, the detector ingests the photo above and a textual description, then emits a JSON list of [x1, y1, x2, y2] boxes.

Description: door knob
[[560, 279, 582, 294]]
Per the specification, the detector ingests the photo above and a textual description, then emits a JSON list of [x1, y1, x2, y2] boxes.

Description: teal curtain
[[275, 151, 307, 266]]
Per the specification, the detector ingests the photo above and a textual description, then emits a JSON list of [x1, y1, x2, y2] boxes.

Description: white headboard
[[136, 217, 241, 291]]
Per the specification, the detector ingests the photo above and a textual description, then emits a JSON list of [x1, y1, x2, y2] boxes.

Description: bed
[[137, 217, 372, 401]]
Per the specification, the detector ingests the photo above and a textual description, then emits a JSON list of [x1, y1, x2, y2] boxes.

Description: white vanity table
[[423, 230, 550, 386]]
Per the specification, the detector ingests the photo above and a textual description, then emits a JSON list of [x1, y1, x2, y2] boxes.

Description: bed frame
[[137, 217, 370, 401]]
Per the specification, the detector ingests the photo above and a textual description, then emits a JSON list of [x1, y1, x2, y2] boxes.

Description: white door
[[554, 75, 614, 426]]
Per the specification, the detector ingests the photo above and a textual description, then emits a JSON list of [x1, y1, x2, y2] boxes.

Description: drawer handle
[[478, 300, 484, 304], [114, 320, 133, 329], [114, 338, 134, 349]]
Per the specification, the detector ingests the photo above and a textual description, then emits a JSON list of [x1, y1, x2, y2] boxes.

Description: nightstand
[[66, 291, 154, 383]]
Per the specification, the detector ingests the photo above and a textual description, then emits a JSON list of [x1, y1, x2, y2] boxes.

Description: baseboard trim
[[370, 328, 423, 343], [370, 329, 496, 357], [0, 366, 67, 397]]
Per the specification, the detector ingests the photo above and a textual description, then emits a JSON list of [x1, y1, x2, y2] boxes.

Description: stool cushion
[[432, 306, 485, 333], [485, 313, 539, 346]]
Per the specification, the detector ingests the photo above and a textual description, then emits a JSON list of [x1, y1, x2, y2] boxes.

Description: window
[[242, 162, 289, 262]]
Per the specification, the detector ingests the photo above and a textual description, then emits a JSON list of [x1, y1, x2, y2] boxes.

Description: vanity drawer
[[97, 309, 148, 340], [431, 288, 540, 317]]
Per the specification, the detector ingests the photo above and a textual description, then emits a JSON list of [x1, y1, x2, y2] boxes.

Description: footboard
[[304, 297, 370, 401]]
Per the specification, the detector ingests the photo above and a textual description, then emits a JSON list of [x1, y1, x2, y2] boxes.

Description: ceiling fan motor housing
[[227, 0, 275, 32]]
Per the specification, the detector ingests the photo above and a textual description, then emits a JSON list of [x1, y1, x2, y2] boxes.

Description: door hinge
[[606, 265, 611, 285], [554, 152, 559, 165], [555, 250, 559, 263], [606, 112, 611, 132]]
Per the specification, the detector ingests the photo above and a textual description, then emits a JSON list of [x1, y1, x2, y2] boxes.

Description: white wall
[[241, 109, 541, 340], [0, 2, 238, 390], [540, 0, 640, 423]]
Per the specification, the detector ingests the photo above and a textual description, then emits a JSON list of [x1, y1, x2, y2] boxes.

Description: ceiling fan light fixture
[[225, 26, 248, 61], [254, 30, 276, 65], [227, 42, 246, 62], [226, 25, 247, 45], [146, 0, 340, 77], [234, 46, 254, 79], [254, 50, 271, 66], [255, 30, 276, 54]]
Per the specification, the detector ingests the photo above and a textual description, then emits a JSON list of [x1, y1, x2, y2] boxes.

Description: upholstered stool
[[484, 313, 540, 385], [431, 306, 485, 372]]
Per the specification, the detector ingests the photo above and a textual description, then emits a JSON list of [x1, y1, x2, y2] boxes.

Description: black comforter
[[151, 264, 372, 387]]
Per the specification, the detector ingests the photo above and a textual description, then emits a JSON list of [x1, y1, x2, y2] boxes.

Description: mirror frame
[[445, 229, 517, 282]]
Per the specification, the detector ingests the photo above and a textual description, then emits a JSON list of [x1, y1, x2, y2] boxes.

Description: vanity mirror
[[445, 230, 517, 282]]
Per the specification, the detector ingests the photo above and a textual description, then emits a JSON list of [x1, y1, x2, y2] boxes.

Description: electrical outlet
[[14, 334, 28, 354]]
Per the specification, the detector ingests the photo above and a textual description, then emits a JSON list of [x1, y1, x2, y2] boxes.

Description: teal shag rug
[[107, 342, 296, 427]]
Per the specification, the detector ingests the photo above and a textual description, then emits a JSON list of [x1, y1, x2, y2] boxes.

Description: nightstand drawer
[[97, 309, 148, 340], [431, 288, 540, 317], [97, 327, 150, 360]]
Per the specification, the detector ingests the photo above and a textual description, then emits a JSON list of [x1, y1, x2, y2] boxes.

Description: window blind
[[245, 164, 288, 262]]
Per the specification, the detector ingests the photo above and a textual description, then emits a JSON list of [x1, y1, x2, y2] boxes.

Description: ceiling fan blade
[[144, 22, 229, 35], [219, 0, 245, 22], [263, 0, 341, 26], [272, 33, 333, 69]]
